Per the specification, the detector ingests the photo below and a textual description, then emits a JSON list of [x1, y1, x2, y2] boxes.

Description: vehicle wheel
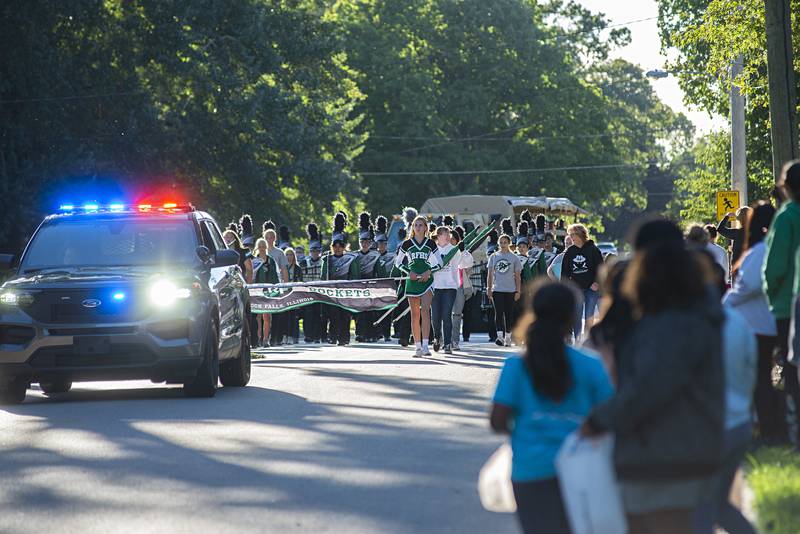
[[40, 379, 72, 395], [0, 379, 27, 405], [184, 321, 219, 398], [220, 319, 251, 387]]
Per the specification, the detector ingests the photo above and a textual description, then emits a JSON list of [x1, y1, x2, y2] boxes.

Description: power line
[[0, 90, 147, 105], [358, 163, 641, 176]]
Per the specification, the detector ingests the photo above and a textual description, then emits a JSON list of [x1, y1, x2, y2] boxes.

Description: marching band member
[[355, 212, 380, 343], [502, 218, 516, 254], [281, 226, 303, 345], [391, 226, 412, 347], [303, 223, 324, 344], [373, 215, 395, 342], [321, 211, 360, 346], [432, 224, 473, 354]]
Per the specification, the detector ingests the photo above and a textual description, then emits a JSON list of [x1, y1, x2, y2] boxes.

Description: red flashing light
[[163, 202, 178, 209], [138, 204, 152, 211]]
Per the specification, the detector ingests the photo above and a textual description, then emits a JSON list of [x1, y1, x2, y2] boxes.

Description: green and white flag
[[248, 278, 398, 314]]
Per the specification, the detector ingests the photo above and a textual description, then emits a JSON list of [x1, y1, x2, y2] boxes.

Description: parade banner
[[248, 278, 399, 314]]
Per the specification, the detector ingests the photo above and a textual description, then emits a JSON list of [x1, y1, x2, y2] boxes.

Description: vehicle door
[[199, 220, 240, 358]]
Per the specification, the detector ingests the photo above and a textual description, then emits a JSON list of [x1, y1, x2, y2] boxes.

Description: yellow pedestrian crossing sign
[[716, 191, 740, 222]]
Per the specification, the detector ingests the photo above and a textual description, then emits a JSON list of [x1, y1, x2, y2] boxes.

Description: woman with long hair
[[222, 228, 254, 284], [725, 202, 783, 442], [491, 280, 614, 534], [583, 227, 725, 533], [284, 247, 303, 344], [252, 238, 280, 347], [395, 213, 442, 357]]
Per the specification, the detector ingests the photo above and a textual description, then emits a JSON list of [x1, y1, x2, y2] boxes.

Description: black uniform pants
[[303, 303, 323, 341], [328, 306, 351, 344]]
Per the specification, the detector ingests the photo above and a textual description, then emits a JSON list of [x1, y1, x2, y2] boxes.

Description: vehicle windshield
[[20, 217, 198, 273]]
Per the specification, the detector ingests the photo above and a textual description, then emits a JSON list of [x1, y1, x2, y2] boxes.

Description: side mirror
[[214, 249, 239, 267], [196, 246, 212, 264], [0, 254, 15, 274]]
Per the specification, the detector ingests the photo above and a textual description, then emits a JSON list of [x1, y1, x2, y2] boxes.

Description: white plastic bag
[[555, 432, 627, 534], [477, 443, 517, 513]]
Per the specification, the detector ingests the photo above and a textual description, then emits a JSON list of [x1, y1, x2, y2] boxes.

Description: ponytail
[[519, 280, 576, 402], [525, 317, 571, 402]]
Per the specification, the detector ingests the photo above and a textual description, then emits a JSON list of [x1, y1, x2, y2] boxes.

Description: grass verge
[[746, 446, 800, 534]]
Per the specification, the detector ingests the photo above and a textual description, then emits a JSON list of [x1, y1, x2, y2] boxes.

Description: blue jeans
[[693, 422, 756, 534], [573, 288, 599, 339], [432, 289, 457, 346]]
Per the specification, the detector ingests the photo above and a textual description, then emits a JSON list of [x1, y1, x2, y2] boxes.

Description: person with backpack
[[491, 280, 614, 534]]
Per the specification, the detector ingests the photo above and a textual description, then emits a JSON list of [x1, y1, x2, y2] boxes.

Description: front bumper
[[0, 306, 207, 385]]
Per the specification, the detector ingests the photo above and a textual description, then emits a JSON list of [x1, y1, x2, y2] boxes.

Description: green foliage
[[657, 0, 800, 217], [1, 0, 697, 251], [0, 0, 364, 250], [747, 446, 800, 534], [333, 0, 692, 237]]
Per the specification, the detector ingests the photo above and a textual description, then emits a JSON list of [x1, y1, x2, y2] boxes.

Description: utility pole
[[764, 0, 799, 182], [730, 56, 748, 204]]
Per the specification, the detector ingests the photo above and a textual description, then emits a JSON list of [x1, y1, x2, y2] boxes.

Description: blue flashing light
[[59, 204, 75, 211], [109, 203, 125, 211], [112, 292, 126, 301], [83, 203, 99, 211]]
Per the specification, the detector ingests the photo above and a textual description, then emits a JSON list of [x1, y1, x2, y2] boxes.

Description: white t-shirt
[[706, 242, 729, 282], [433, 244, 474, 290]]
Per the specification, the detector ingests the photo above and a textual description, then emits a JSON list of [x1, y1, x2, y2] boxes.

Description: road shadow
[[0, 370, 511, 533]]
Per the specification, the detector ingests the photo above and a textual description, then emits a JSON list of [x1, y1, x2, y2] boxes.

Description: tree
[[333, 0, 692, 236], [0, 0, 365, 251]]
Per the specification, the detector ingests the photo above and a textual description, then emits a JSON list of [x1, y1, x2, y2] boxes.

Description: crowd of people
[[221, 203, 591, 358], [490, 160, 800, 534]]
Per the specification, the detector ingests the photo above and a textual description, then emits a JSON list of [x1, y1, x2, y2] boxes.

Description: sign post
[[716, 190, 741, 222]]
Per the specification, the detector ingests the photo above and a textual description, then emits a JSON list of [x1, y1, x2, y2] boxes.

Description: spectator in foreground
[[583, 225, 724, 534], [764, 159, 800, 445], [491, 280, 614, 534], [724, 202, 784, 442], [696, 254, 758, 534], [717, 206, 751, 264]]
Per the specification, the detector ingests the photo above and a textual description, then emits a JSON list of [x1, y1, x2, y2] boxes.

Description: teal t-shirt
[[492, 348, 614, 481]]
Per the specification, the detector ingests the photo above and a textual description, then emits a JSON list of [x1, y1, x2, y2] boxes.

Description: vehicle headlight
[[149, 280, 192, 307], [0, 292, 34, 306]]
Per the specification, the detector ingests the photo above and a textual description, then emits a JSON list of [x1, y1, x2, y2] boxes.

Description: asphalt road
[[0, 336, 517, 534]]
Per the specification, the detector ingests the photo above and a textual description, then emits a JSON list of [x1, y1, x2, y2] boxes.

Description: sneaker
[[384, 336, 391, 342], [423, 348, 432, 356], [444, 344, 453, 355], [505, 333, 512, 347], [433, 339, 441, 352], [451, 342, 459, 351], [400, 339, 409, 348], [355, 336, 365, 343], [495, 338, 504, 347], [414, 348, 423, 358]]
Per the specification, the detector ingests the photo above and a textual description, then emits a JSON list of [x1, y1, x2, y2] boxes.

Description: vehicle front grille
[[29, 344, 158, 369], [47, 326, 137, 336], [24, 289, 148, 324]]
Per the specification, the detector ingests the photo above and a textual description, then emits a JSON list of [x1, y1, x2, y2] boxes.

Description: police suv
[[0, 202, 251, 404]]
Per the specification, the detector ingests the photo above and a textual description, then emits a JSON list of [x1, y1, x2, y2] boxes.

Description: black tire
[[40, 379, 72, 395], [0, 379, 27, 405], [220, 320, 251, 387], [184, 321, 219, 398]]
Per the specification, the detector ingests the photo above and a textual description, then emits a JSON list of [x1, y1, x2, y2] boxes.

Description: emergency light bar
[[57, 202, 195, 214]]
